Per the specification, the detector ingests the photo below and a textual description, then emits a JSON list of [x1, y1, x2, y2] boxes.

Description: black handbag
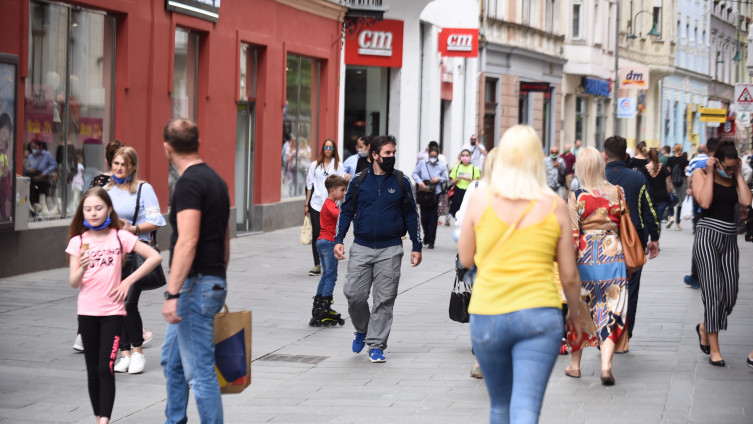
[[122, 183, 166, 291], [449, 274, 472, 323], [415, 162, 438, 206]]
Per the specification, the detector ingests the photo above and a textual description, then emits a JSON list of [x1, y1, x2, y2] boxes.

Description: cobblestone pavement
[[0, 223, 751, 423]]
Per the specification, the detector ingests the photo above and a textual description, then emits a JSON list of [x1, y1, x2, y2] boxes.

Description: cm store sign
[[345, 19, 404, 68], [438, 28, 479, 58]]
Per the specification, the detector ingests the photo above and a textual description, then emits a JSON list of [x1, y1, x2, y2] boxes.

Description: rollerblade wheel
[[338, 319, 345, 326]]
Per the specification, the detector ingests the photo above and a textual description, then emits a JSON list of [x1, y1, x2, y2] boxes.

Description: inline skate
[[309, 295, 344, 327]]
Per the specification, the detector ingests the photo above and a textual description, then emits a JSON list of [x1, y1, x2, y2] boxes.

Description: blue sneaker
[[352, 332, 366, 353], [683, 275, 700, 289], [369, 348, 386, 363]]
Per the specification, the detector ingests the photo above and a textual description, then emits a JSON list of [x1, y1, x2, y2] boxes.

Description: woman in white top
[[106, 147, 166, 374], [305, 138, 345, 276]]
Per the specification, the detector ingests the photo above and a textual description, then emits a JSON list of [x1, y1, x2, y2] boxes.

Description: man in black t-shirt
[[161, 119, 230, 423]]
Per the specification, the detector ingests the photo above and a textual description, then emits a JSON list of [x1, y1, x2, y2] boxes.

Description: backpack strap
[[394, 169, 410, 205], [350, 168, 371, 213]]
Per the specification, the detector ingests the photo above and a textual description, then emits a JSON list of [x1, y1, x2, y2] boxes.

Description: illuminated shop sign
[[166, 0, 220, 23], [582, 77, 611, 97]]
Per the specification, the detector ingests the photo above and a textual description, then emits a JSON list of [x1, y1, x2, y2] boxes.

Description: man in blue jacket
[[334, 135, 423, 363], [603, 136, 660, 349]]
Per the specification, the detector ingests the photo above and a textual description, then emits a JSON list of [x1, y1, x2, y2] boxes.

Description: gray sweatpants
[[343, 243, 404, 350]]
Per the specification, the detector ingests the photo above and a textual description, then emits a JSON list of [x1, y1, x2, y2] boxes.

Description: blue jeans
[[161, 274, 227, 424], [470, 308, 563, 424], [316, 239, 338, 297]]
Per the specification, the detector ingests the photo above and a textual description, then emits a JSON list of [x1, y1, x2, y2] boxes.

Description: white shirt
[[462, 143, 486, 169], [306, 160, 345, 212]]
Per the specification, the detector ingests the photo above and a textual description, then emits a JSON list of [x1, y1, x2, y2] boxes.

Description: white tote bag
[[300, 215, 313, 245], [680, 195, 694, 221]]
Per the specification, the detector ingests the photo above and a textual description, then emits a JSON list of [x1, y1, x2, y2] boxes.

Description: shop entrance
[[343, 66, 389, 161], [234, 102, 258, 233]]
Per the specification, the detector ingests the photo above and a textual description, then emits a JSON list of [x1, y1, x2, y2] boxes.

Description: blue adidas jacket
[[606, 161, 660, 247], [335, 166, 422, 252]]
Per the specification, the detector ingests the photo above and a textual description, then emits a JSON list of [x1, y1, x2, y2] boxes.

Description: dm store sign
[[618, 66, 649, 90]]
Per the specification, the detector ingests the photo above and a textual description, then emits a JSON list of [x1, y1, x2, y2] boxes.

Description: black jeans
[[79, 315, 122, 419], [119, 281, 145, 351], [449, 188, 466, 217], [419, 199, 439, 244], [309, 206, 321, 267]]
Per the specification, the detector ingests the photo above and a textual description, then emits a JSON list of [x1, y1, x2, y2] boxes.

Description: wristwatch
[[164, 291, 180, 300]]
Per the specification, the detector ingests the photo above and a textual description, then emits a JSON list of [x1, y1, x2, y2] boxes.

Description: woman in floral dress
[[565, 147, 629, 386]]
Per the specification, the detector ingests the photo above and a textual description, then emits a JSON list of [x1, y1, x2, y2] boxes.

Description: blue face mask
[[111, 174, 132, 185], [83, 217, 112, 231], [357, 149, 368, 158], [716, 167, 732, 179]]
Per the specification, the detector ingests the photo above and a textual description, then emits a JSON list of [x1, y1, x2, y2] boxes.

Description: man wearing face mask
[[26, 138, 58, 215], [416, 141, 447, 166], [463, 135, 487, 169], [343, 135, 372, 180], [412, 146, 448, 249], [544, 146, 567, 197], [334, 135, 423, 363]]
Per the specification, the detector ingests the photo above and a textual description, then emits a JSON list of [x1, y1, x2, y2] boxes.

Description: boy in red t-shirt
[[310, 175, 348, 327]]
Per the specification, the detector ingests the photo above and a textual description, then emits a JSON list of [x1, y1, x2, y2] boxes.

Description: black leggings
[[119, 282, 145, 351], [79, 315, 122, 419], [310, 206, 321, 267]]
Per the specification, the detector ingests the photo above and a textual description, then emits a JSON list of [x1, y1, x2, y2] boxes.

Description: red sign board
[[438, 28, 479, 57], [345, 19, 404, 68]]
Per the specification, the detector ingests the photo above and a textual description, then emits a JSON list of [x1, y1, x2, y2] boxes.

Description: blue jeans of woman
[[470, 308, 562, 424], [316, 239, 337, 297], [161, 274, 227, 424]]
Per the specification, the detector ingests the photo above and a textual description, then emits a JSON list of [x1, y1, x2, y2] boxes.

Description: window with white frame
[[572, 1, 583, 39]]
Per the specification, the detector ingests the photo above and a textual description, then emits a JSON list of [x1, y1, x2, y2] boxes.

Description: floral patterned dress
[[567, 186, 629, 351]]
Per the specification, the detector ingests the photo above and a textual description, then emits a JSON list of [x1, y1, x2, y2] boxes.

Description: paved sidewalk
[[0, 223, 751, 423]]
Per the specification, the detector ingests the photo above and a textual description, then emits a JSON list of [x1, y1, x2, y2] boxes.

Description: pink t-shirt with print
[[66, 229, 138, 316]]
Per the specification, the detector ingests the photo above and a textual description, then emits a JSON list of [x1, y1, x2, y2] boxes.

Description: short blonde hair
[[481, 147, 498, 181], [574, 147, 610, 192], [673, 143, 683, 155], [489, 125, 552, 200]]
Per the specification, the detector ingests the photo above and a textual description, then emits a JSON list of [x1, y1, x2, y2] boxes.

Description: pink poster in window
[[79, 117, 104, 144], [24, 84, 54, 144]]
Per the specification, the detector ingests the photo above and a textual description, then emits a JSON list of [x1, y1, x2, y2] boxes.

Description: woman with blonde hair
[[458, 125, 582, 423], [565, 147, 629, 386], [106, 146, 166, 374]]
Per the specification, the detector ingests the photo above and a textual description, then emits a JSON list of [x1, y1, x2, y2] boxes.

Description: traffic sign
[[699, 108, 727, 123], [735, 83, 753, 112]]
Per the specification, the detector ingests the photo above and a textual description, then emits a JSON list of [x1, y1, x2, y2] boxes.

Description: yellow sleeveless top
[[468, 198, 563, 315]]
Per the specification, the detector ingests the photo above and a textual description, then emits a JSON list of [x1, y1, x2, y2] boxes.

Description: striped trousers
[[692, 218, 739, 333]]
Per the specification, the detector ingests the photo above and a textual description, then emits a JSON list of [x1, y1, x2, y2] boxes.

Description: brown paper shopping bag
[[214, 305, 252, 394]]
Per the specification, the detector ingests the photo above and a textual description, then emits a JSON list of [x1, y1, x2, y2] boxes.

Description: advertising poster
[[0, 54, 18, 226]]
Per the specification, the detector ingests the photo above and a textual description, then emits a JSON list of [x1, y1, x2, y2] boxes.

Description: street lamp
[[717, 41, 742, 64], [626, 10, 661, 40]]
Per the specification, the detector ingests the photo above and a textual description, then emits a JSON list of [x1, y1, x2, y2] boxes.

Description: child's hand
[[109, 281, 131, 302], [79, 253, 91, 269]]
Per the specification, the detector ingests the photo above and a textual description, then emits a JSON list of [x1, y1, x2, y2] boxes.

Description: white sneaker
[[114, 356, 130, 373], [128, 352, 145, 374], [72, 334, 84, 352], [142, 330, 153, 347]]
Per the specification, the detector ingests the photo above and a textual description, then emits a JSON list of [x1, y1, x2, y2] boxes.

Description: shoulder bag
[[122, 183, 167, 291], [450, 200, 536, 323], [415, 162, 438, 206], [617, 187, 647, 274]]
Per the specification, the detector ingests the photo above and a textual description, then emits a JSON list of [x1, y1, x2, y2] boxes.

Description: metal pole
[[613, 0, 621, 136]]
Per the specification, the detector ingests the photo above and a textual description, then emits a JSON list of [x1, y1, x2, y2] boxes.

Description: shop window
[[26, 2, 115, 221], [575, 97, 587, 145], [282, 54, 320, 199], [240, 43, 258, 101], [572, 2, 582, 39], [168, 27, 199, 203], [595, 100, 605, 149]]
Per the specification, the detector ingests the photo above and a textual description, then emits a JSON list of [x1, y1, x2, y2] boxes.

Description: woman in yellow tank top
[[458, 125, 583, 424]]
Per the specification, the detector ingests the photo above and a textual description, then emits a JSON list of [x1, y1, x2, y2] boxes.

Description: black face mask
[[379, 156, 396, 173]]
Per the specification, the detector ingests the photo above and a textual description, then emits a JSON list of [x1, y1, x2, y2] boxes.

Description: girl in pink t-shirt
[[65, 187, 161, 424]]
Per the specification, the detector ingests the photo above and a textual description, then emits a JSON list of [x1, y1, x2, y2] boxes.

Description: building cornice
[[275, 0, 347, 21], [486, 42, 567, 65]]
